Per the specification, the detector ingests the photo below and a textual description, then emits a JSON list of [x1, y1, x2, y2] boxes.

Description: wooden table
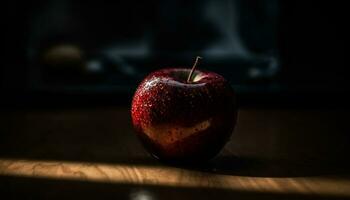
[[1, 107, 349, 199]]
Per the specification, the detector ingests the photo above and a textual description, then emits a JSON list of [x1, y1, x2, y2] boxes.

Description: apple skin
[[131, 68, 237, 163]]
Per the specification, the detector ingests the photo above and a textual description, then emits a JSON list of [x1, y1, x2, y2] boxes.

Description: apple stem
[[187, 56, 202, 83]]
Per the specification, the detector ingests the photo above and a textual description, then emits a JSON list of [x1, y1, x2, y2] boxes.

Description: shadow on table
[[1, 107, 349, 178], [192, 155, 350, 178]]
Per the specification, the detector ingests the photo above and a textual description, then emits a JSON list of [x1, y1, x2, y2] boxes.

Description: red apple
[[131, 57, 237, 163]]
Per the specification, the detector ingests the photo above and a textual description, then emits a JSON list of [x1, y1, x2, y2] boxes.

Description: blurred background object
[[1, 1, 350, 198], [1, 0, 348, 107]]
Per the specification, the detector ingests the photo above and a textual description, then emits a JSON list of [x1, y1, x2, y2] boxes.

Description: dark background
[[1, 1, 350, 199], [1, 0, 348, 108]]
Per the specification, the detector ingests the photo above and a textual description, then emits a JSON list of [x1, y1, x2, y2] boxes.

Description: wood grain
[[1, 107, 349, 199], [1, 158, 350, 197]]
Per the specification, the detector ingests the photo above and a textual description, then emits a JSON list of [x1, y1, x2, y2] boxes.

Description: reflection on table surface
[[1, 107, 350, 199]]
